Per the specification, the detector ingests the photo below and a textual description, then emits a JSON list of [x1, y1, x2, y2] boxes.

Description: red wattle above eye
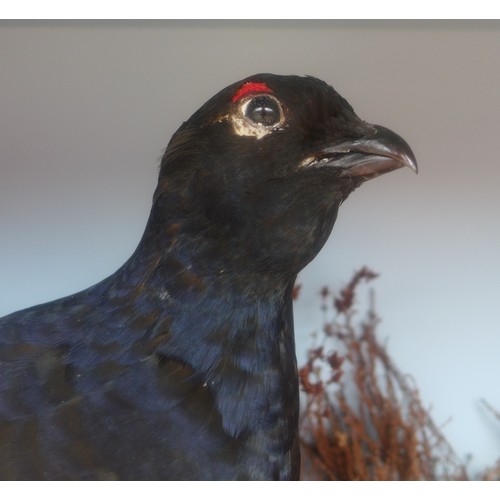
[[232, 82, 273, 103]]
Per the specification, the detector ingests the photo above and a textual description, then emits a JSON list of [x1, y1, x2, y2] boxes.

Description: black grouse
[[0, 74, 417, 480]]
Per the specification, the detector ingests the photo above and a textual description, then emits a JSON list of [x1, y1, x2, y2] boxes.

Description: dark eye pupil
[[245, 96, 281, 126]]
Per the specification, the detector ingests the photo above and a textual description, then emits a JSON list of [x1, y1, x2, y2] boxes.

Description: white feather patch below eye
[[230, 116, 278, 139]]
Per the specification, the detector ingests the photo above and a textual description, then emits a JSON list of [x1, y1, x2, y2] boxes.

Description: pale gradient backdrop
[[1, 21, 499, 473]]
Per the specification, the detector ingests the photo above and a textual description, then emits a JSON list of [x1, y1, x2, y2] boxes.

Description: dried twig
[[297, 268, 471, 480]]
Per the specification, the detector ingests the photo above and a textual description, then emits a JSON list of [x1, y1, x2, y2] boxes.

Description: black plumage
[[0, 74, 417, 480]]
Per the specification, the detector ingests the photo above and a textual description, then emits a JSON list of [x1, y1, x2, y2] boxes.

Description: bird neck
[[126, 201, 295, 296]]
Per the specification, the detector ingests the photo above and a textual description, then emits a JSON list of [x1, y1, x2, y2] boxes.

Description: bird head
[[153, 74, 417, 280]]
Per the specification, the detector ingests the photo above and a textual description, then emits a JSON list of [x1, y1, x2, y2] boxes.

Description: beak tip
[[404, 155, 419, 174], [374, 124, 418, 177]]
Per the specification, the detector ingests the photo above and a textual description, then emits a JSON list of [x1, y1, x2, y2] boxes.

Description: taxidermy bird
[[0, 74, 417, 480]]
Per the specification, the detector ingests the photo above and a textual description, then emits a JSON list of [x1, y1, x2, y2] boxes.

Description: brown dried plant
[[297, 267, 471, 480], [477, 400, 500, 480]]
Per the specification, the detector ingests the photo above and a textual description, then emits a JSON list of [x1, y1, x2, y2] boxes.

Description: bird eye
[[230, 93, 284, 139], [244, 96, 282, 127]]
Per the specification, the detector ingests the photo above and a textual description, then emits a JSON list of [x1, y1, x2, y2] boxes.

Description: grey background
[[1, 21, 499, 472]]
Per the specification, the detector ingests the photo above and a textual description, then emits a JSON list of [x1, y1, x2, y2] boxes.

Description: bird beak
[[300, 124, 418, 180]]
